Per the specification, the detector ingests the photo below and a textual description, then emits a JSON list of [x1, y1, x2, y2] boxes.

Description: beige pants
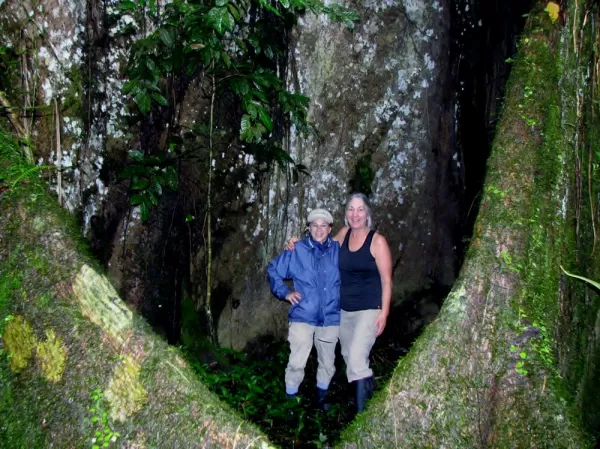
[[285, 322, 339, 395], [340, 309, 380, 382]]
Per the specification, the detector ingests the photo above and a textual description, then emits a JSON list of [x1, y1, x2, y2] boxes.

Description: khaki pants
[[340, 309, 380, 382], [285, 322, 339, 395]]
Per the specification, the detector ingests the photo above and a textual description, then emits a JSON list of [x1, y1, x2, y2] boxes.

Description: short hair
[[344, 192, 373, 229]]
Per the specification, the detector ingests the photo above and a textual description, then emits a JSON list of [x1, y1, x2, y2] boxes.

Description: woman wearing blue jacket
[[266, 208, 340, 408]]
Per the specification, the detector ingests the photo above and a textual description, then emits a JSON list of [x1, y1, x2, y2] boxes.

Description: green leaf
[[278, 0, 290, 7], [140, 197, 151, 221], [519, 352, 527, 359], [252, 123, 267, 141], [343, 18, 355, 30], [215, 0, 228, 6], [257, 0, 281, 16], [221, 51, 231, 68], [151, 180, 163, 196], [131, 176, 150, 190], [164, 166, 179, 190], [148, 191, 158, 206], [202, 48, 212, 66], [264, 46, 274, 60], [134, 92, 152, 115], [246, 102, 258, 120], [230, 77, 250, 95], [129, 150, 145, 162], [251, 88, 268, 103], [247, 34, 260, 49], [240, 114, 252, 141], [145, 57, 156, 72], [159, 28, 175, 48], [130, 194, 145, 206], [251, 74, 270, 88], [234, 38, 247, 52], [118, 0, 136, 10], [123, 80, 137, 95], [151, 92, 169, 106], [258, 107, 273, 132], [227, 3, 241, 21], [207, 7, 235, 34]]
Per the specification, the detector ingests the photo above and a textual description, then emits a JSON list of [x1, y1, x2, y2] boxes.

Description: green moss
[[2, 316, 37, 373], [105, 355, 148, 422], [36, 329, 67, 383]]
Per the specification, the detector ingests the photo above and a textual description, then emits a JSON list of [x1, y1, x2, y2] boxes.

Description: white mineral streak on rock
[[270, 0, 446, 237]]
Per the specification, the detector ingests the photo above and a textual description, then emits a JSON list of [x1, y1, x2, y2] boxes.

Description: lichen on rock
[[105, 355, 148, 422], [35, 329, 67, 383], [3, 315, 37, 372], [72, 263, 133, 346]]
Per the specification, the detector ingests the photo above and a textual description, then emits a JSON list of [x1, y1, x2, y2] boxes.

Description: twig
[[165, 360, 190, 383], [54, 98, 62, 205], [205, 59, 217, 343]]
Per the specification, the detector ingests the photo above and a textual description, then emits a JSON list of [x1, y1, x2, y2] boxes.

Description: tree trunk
[[0, 136, 271, 448], [338, 2, 600, 448]]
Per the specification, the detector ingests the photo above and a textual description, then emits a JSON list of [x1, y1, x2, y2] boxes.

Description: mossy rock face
[[3, 316, 37, 372], [105, 355, 148, 422], [36, 329, 67, 383]]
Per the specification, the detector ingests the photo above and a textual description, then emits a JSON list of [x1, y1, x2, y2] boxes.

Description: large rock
[[218, 0, 460, 348], [0, 0, 459, 349]]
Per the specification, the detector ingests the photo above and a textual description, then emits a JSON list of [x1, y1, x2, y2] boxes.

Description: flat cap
[[307, 208, 333, 224]]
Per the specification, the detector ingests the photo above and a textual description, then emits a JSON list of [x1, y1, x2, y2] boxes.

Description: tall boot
[[355, 376, 375, 413], [347, 381, 356, 412], [317, 387, 329, 411]]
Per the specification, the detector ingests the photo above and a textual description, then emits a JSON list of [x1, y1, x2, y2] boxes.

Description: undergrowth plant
[[186, 340, 396, 448], [88, 388, 120, 449], [188, 343, 325, 447]]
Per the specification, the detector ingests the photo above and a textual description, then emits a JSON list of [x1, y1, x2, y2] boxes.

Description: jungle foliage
[[115, 0, 358, 220]]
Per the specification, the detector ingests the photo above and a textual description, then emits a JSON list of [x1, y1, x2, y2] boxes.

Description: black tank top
[[339, 229, 382, 311]]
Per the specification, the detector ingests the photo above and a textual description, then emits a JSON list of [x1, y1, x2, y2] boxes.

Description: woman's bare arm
[[333, 226, 349, 244], [372, 233, 393, 336]]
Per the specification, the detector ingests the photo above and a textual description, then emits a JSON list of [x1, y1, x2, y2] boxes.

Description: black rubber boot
[[355, 376, 375, 413], [347, 381, 357, 412], [317, 387, 329, 411]]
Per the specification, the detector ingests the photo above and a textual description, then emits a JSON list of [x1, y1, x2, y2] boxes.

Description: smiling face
[[309, 218, 332, 243], [346, 197, 370, 231]]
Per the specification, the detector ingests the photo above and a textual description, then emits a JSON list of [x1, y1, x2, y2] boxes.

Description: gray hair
[[344, 193, 373, 229]]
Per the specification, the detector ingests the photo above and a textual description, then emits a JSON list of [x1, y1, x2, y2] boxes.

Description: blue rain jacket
[[266, 236, 340, 326]]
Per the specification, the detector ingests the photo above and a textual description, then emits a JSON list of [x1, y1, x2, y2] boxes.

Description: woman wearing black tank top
[[286, 193, 392, 413], [334, 193, 392, 413]]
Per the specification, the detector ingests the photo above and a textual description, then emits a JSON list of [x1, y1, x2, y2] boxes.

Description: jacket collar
[[307, 236, 332, 250]]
